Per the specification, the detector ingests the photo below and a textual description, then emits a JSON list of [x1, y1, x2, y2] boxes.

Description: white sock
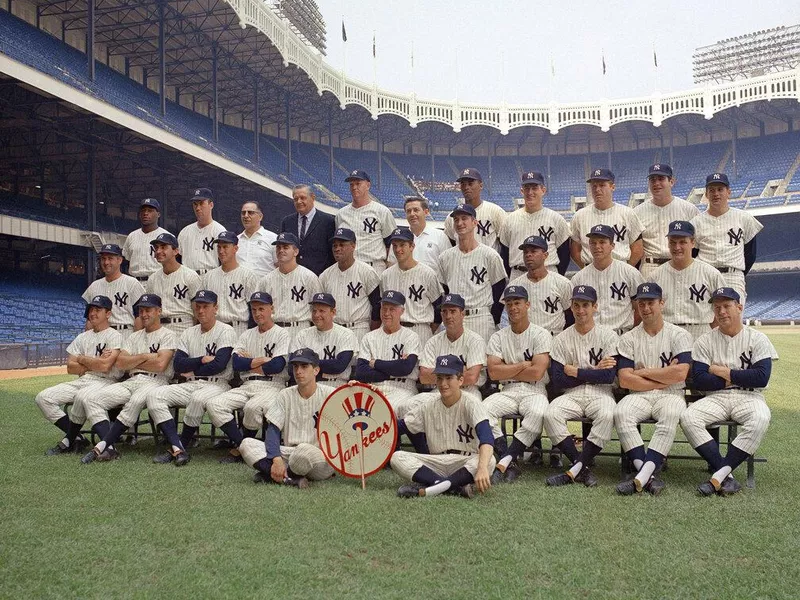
[[633, 459, 644, 470], [498, 455, 512, 470], [568, 461, 583, 478], [424, 480, 452, 497], [171, 444, 182, 454], [635, 461, 656, 490], [95, 441, 107, 454], [60, 437, 70, 448], [711, 466, 732, 488]]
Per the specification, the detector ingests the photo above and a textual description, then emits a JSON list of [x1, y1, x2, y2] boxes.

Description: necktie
[[300, 215, 307, 241]]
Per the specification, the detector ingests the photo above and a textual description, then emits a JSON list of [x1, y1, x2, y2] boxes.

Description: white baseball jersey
[[82, 275, 145, 328], [66, 327, 124, 381], [335, 202, 396, 264], [571, 260, 644, 332], [571, 203, 645, 264], [359, 327, 421, 392], [651, 260, 725, 326], [403, 391, 489, 455], [691, 208, 762, 271], [202, 265, 260, 325], [444, 200, 507, 250], [234, 324, 291, 386], [177, 321, 237, 381], [146, 266, 201, 320], [499, 207, 570, 269], [551, 324, 619, 395], [293, 324, 359, 383], [692, 326, 776, 390], [177, 220, 226, 272], [618, 322, 693, 393], [237, 227, 277, 276], [267, 384, 336, 446], [509, 271, 573, 335], [420, 328, 487, 394], [319, 260, 379, 327], [634, 197, 699, 260], [380, 263, 442, 324], [487, 322, 552, 394], [122, 226, 170, 278], [261, 265, 321, 323], [122, 326, 178, 380], [437, 244, 506, 310]]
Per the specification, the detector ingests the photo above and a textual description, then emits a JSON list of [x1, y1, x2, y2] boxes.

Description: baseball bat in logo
[[317, 383, 397, 488]]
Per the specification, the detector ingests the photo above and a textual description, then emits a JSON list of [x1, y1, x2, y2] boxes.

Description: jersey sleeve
[[498, 215, 512, 246], [187, 270, 202, 298], [743, 212, 764, 243], [364, 264, 380, 295], [554, 215, 571, 246], [359, 334, 375, 361], [129, 278, 147, 303], [751, 331, 776, 364], [465, 333, 487, 367], [557, 277, 573, 309], [265, 389, 288, 430], [532, 326, 553, 355], [81, 285, 93, 304], [488, 249, 507, 285], [402, 401, 425, 435], [627, 209, 645, 241], [486, 330, 503, 359], [307, 273, 323, 298], [671, 326, 694, 357], [218, 325, 237, 349], [404, 329, 421, 356], [122, 235, 132, 261], [628, 264, 645, 289], [145, 272, 157, 294], [380, 206, 397, 238], [233, 330, 250, 355], [443, 215, 456, 242], [274, 327, 291, 357], [549, 333, 569, 365], [425, 267, 444, 301], [420, 337, 438, 369], [601, 328, 620, 356], [121, 334, 138, 355], [66, 332, 85, 357], [466, 395, 491, 428], [176, 329, 192, 355], [691, 333, 713, 366], [617, 331, 635, 362], [160, 328, 179, 350], [570, 212, 583, 243]]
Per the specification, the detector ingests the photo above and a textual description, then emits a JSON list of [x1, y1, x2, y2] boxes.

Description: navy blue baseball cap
[[84, 295, 112, 318], [432, 354, 465, 376], [456, 168, 483, 182], [587, 168, 615, 183], [521, 171, 546, 186], [710, 286, 740, 303], [309, 292, 336, 308], [519, 235, 548, 251], [502, 285, 529, 302], [140, 197, 161, 210], [586, 224, 615, 240], [648, 163, 673, 178], [191, 289, 217, 304], [150, 232, 179, 248], [331, 227, 356, 242], [380, 290, 406, 306], [441, 293, 465, 309], [99, 243, 123, 256], [273, 232, 300, 247], [633, 282, 663, 300], [667, 221, 695, 237], [571, 285, 598, 302], [450, 204, 477, 218], [389, 227, 414, 243], [135, 294, 162, 308], [249, 291, 273, 305], [345, 170, 370, 182], [191, 187, 214, 201], [213, 231, 239, 245], [289, 347, 320, 366], [706, 173, 730, 187]]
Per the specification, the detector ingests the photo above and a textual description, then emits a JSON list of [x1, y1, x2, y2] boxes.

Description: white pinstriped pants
[[146, 380, 230, 427], [390, 451, 496, 482], [239, 438, 334, 480], [614, 391, 686, 456], [483, 387, 548, 447], [680, 391, 770, 455], [544, 388, 616, 448], [207, 381, 285, 427], [463, 312, 496, 345], [35, 377, 114, 424], [80, 375, 168, 427]]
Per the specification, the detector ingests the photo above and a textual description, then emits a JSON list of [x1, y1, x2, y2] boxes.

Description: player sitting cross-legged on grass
[[393, 355, 495, 499]]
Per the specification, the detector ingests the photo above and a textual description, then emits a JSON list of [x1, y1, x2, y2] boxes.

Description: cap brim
[[432, 367, 462, 375], [571, 294, 596, 302], [345, 176, 368, 182], [289, 357, 318, 365], [585, 233, 614, 240], [666, 231, 693, 237], [648, 172, 672, 177], [456, 176, 479, 182], [710, 294, 739, 303], [518, 243, 547, 251], [634, 294, 662, 300], [381, 299, 404, 306], [192, 298, 216, 304], [586, 177, 613, 183], [450, 209, 474, 217], [502, 295, 528, 302]]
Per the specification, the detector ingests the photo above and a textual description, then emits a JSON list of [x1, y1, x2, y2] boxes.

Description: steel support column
[[285, 92, 292, 177], [212, 43, 219, 142], [376, 121, 382, 191], [158, 1, 166, 116], [253, 79, 260, 163], [87, 0, 95, 81], [87, 141, 97, 283], [731, 124, 738, 180], [328, 106, 333, 185]]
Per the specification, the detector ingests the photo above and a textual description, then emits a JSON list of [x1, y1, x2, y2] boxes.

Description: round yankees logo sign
[[317, 383, 397, 480]]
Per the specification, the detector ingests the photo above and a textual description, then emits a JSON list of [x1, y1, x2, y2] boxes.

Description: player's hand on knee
[[475, 467, 491, 493], [270, 457, 287, 483]]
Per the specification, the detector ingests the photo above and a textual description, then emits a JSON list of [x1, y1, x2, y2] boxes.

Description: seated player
[[393, 355, 494, 499]]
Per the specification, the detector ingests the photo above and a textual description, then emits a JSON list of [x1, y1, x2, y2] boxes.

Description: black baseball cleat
[[219, 453, 244, 464], [615, 479, 639, 495], [80, 448, 100, 464], [696, 480, 718, 497], [283, 476, 309, 489], [253, 471, 268, 484], [212, 439, 235, 450], [549, 449, 564, 469], [490, 467, 505, 485], [575, 468, 598, 487], [718, 475, 742, 497], [173, 450, 190, 467], [153, 451, 175, 464], [546, 472, 574, 487], [504, 461, 522, 483], [528, 447, 543, 466], [97, 447, 120, 462], [397, 483, 424, 498], [455, 484, 475, 499], [46, 441, 72, 456], [645, 477, 666, 496]]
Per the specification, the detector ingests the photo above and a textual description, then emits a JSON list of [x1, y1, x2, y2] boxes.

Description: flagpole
[[341, 16, 347, 76], [372, 30, 377, 87], [548, 52, 555, 104], [601, 48, 608, 100], [652, 42, 659, 94]]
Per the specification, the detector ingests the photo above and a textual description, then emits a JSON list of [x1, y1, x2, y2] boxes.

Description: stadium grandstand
[[0, 0, 799, 366]]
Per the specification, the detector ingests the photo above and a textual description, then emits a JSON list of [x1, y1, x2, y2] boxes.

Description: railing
[[0, 342, 70, 369]]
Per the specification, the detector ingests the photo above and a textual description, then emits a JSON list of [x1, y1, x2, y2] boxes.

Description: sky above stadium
[[316, 0, 796, 104]]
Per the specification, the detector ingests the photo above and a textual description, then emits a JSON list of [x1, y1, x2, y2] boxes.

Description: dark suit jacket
[[281, 210, 336, 276]]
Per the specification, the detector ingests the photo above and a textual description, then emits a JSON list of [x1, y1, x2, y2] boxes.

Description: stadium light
[[266, 0, 327, 56]]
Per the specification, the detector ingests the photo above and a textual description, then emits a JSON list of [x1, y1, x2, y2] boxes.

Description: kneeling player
[[392, 355, 494, 499]]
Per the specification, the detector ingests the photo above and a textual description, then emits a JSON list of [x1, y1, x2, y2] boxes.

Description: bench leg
[[747, 456, 755, 489]]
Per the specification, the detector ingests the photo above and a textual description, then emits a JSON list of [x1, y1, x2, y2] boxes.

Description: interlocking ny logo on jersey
[[689, 283, 709, 303], [205, 343, 217, 356], [470, 266, 487, 285], [95, 343, 107, 356], [149, 343, 161, 353], [543, 296, 560, 314], [323, 345, 337, 360], [610, 281, 628, 301], [523, 348, 534, 361], [363, 218, 379, 234], [149, 245, 155, 257], [347, 281, 363, 299], [476, 220, 492, 236], [174, 284, 189, 299], [408, 284, 425, 302], [739, 350, 753, 369], [612, 224, 628, 242], [538, 225, 555, 242], [588, 347, 603, 366], [290, 286, 307, 302], [202, 237, 214, 252], [659, 352, 674, 367], [727, 227, 744, 246], [263, 343, 276, 358], [229, 284, 244, 300], [391, 344, 404, 360], [114, 292, 128, 307], [456, 424, 474, 444]]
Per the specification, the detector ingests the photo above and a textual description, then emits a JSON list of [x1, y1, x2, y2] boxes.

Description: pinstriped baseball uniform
[[177, 220, 226, 272], [319, 260, 380, 341], [292, 324, 359, 386], [443, 200, 507, 251], [359, 326, 421, 418], [681, 327, 775, 454], [509, 271, 573, 335], [201, 265, 260, 336], [239, 384, 336, 480], [335, 202, 396, 271], [614, 322, 694, 456], [380, 262, 443, 347], [261, 265, 322, 344], [571, 203, 645, 265], [145, 266, 201, 334], [122, 226, 170, 279], [499, 206, 570, 270], [391, 391, 496, 481], [571, 260, 644, 333], [483, 323, 552, 447], [387, 224, 452, 270], [634, 197, 699, 279], [82, 275, 146, 337], [420, 329, 487, 396]]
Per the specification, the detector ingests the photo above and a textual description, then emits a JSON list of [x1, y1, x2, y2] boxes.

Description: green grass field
[[2, 331, 799, 599]]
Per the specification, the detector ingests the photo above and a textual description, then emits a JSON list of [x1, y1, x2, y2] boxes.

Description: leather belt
[[186, 376, 222, 382], [131, 371, 160, 378], [729, 387, 755, 392], [337, 321, 367, 328], [243, 375, 273, 382], [717, 267, 740, 274], [110, 324, 132, 331], [445, 449, 476, 456], [274, 321, 311, 328], [135, 276, 150, 282], [161, 317, 185, 324], [388, 377, 408, 382], [400, 321, 420, 327], [464, 307, 489, 316], [644, 257, 668, 265], [512, 265, 527, 271], [195, 269, 209, 275]]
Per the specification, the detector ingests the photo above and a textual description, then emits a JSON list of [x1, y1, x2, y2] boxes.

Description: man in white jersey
[[651, 221, 725, 340], [237, 201, 277, 276], [36, 295, 121, 454], [122, 197, 169, 282], [681, 287, 775, 496], [202, 231, 260, 336], [177, 187, 226, 275], [146, 290, 235, 466], [544, 285, 619, 488], [614, 283, 693, 495], [571, 224, 644, 334], [691, 173, 763, 305], [239, 348, 336, 488], [381, 227, 443, 347], [355, 290, 421, 420], [419, 294, 486, 397], [437, 204, 507, 343], [146, 232, 201, 335], [394, 196, 450, 269], [393, 355, 494, 499], [319, 227, 381, 342], [499, 171, 570, 275], [483, 286, 551, 484], [634, 164, 700, 279], [443, 168, 507, 250], [335, 170, 396, 273], [571, 168, 644, 268], [82, 243, 145, 339], [261, 231, 322, 346], [79, 294, 177, 463]]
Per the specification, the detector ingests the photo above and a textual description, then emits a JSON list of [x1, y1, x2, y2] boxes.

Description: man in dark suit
[[280, 184, 336, 276]]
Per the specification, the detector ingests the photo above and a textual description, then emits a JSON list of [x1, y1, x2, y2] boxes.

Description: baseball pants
[[378, 385, 418, 419], [81, 374, 168, 428], [390, 451, 496, 482], [679, 323, 713, 341], [680, 391, 770, 455], [163, 319, 193, 336], [346, 322, 372, 344], [207, 381, 285, 427], [544, 389, 616, 448], [35, 377, 113, 424], [463, 312, 497, 344], [614, 391, 686, 456], [721, 271, 747, 307], [147, 380, 231, 427], [239, 438, 335, 480], [639, 260, 667, 281], [110, 326, 134, 341], [404, 323, 435, 348], [483, 387, 548, 447]]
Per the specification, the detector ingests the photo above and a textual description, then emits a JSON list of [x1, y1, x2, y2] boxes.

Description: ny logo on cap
[[351, 170, 358, 176], [197, 291, 205, 297], [713, 174, 721, 180], [93, 296, 102, 303], [296, 349, 304, 355], [716, 287, 724, 294], [462, 169, 470, 175], [386, 291, 394, 297], [674, 223, 682, 229], [594, 225, 603, 231], [578, 286, 585, 293], [336, 228, 343, 235], [394, 228, 401, 235], [316, 294, 325, 300], [195, 189, 201, 196], [653, 164, 660, 170], [526, 172, 535, 179], [445, 295, 452, 302], [103, 245, 111, 250], [440, 358, 448, 365], [508, 287, 517, 293], [594, 169, 601, 176], [142, 295, 150, 302], [642, 285, 650, 292]]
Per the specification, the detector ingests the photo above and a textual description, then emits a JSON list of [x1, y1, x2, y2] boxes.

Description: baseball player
[[483, 286, 551, 484], [691, 173, 763, 305], [146, 232, 201, 335], [381, 227, 443, 347], [571, 224, 644, 334], [681, 287, 775, 496], [651, 221, 725, 340], [499, 171, 570, 275], [122, 197, 170, 282], [202, 231, 260, 336], [261, 232, 322, 346], [177, 187, 227, 275], [146, 290, 235, 466], [292, 292, 359, 387], [335, 170, 396, 273], [36, 295, 122, 454], [571, 168, 644, 268], [393, 355, 494, 499], [319, 227, 381, 342], [544, 285, 619, 487], [354, 290, 421, 419], [237, 201, 277, 276], [79, 294, 177, 463], [443, 168, 507, 251], [437, 204, 507, 343], [394, 196, 451, 269], [614, 283, 693, 495], [239, 348, 336, 488], [634, 164, 700, 280], [82, 243, 145, 339], [418, 294, 486, 397]]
